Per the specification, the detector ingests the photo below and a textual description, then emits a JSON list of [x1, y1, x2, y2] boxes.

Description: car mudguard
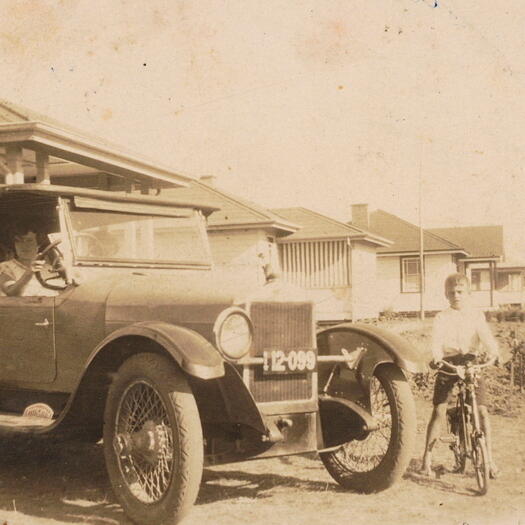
[[318, 394, 380, 450], [46, 321, 268, 441], [318, 322, 423, 374], [92, 321, 225, 379], [91, 323, 268, 436], [316, 322, 424, 417]]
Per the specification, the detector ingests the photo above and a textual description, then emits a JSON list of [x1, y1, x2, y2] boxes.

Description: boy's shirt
[[431, 306, 499, 361]]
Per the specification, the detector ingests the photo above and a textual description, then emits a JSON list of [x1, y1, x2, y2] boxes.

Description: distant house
[[272, 207, 391, 321], [429, 226, 504, 308], [494, 260, 525, 307], [161, 186, 392, 321], [350, 205, 468, 314], [162, 178, 299, 288]]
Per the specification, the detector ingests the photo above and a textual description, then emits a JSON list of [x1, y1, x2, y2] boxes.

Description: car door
[[0, 295, 56, 383]]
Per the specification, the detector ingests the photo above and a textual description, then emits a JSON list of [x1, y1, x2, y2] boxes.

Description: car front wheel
[[320, 363, 416, 492], [103, 353, 203, 525]]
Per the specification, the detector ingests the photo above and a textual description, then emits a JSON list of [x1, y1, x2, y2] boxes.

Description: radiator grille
[[247, 301, 314, 402], [250, 302, 313, 355]]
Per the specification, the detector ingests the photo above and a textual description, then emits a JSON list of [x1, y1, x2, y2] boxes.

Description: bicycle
[[437, 356, 494, 495]]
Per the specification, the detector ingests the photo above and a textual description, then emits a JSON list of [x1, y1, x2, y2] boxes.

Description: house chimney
[[200, 175, 217, 187], [351, 203, 369, 230]]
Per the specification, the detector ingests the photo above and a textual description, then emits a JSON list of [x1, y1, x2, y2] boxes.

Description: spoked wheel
[[104, 353, 203, 525], [320, 364, 416, 492], [472, 434, 490, 495]]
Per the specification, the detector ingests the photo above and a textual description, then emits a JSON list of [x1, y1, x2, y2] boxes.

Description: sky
[[1, 0, 524, 258]]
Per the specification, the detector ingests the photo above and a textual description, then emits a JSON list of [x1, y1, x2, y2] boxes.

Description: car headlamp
[[213, 307, 253, 360]]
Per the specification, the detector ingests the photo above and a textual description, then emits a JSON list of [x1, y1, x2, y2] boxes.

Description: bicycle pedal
[[439, 435, 456, 444]]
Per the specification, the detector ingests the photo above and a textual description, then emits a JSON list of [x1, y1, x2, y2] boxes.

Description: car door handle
[[35, 318, 50, 327]]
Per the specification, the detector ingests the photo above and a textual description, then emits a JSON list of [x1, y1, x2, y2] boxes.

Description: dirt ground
[[0, 321, 524, 525]]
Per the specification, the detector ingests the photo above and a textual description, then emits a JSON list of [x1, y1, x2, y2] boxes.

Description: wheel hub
[[115, 420, 168, 466]]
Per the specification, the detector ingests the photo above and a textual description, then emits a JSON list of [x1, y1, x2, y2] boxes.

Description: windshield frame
[[63, 198, 213, 269]]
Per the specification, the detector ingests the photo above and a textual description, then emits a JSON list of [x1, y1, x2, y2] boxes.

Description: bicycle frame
[[442, 361, 491, 494]]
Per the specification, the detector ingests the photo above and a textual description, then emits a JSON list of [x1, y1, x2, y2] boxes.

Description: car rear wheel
[[320, 364, 416, 492], [103, 353, 203, 525]]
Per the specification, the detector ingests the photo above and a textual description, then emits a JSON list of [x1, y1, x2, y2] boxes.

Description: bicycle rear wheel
[[472, 434, 490, 495]]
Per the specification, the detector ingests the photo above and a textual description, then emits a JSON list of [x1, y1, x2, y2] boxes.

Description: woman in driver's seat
[[0, 224, 57, 297]]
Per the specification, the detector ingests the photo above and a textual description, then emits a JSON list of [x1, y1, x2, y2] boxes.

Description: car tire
[[320, 363, 416, 493], [103, 353, 203, 525]]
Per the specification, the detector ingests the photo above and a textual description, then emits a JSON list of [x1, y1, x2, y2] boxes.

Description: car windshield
[[68, 207, 211, 266]]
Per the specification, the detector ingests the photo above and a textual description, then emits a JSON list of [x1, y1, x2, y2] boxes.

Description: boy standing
[[421, 273, 500, 478]]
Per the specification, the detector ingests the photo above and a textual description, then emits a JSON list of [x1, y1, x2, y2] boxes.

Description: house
[[428, 226, 504, 308], [350, 205, 469, 314], [161, 182, 393, 321], [161, 178, 299, 288], [494, 260, 525, 307], [0, 99, 302, 291], [0, 99, 190, 191], [272, 207, 391, 321]]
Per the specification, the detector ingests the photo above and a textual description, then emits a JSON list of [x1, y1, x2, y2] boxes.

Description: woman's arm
[[0, 260, 45, 296]]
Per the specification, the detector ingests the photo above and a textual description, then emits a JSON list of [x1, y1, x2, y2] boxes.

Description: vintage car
[[0, 183, 423, 525]]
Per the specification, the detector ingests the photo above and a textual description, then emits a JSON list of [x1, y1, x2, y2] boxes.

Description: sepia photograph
[[0, 1, 524, 524]]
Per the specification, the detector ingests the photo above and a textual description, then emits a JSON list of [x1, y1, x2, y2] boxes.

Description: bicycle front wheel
[[448, 406, 467, 473], [472, 434, 490, 495]]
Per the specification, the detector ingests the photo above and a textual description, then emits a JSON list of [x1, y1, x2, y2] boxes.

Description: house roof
[[161, 180, 299, 234], [0, 99, 190, 188], [497, 260, 525, 270], [0, 99, 140, 154], [272, 207, 391, 246], [364, 210, 467, 255], [428, 225, 504, 259]]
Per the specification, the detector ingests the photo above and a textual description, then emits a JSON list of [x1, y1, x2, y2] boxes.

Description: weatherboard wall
[[376, 253, 456, 314]]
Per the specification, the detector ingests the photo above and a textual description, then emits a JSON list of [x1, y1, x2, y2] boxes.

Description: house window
[[401, 257, 421, 293], [497, 271, 523, 292], [471, 268, 491, 291]]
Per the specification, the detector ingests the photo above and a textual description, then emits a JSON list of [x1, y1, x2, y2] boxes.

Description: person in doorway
[[420, 273, 500, 478]]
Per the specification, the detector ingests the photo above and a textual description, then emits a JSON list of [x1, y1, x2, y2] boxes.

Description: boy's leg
[[421, 370, 455, 475], [421, 402, 447, 475]]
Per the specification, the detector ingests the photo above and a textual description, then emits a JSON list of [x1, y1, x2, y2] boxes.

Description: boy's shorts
[[432, 354, 488, 406]]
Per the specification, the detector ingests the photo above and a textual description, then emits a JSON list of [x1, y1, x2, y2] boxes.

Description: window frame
[[64, 199, 213, 269], [400, 256, 422, 293], [470, 268, 491, 292], [497, 270, 524, 292]]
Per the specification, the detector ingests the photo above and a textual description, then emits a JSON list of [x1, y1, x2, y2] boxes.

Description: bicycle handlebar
[[433, 356, 496, 378]]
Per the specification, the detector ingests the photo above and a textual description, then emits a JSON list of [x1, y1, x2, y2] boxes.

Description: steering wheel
[[35, 240, 69, 291], [74, 232, 106, 257]]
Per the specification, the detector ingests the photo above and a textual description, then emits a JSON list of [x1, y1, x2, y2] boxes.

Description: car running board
[[0, 412, 55, 434]]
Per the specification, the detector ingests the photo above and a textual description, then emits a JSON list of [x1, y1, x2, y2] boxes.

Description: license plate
[[262, 349, 317, 375]]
